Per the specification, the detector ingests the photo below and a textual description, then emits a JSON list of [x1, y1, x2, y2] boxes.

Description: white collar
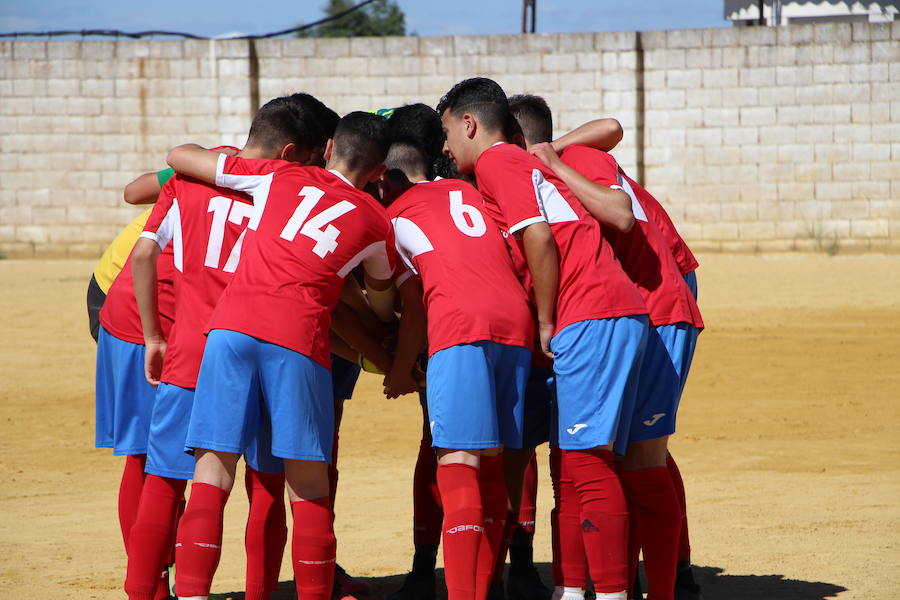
[[328, 169, 354, 188]]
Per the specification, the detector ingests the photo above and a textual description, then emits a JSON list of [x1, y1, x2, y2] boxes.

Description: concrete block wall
[[0, 22, 898, 257]]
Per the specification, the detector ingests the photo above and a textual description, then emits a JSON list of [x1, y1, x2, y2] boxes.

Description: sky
[[0, 0, 729, 39]]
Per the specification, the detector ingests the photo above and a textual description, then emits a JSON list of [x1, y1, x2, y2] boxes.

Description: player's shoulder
[[561, 144, 617, 170]]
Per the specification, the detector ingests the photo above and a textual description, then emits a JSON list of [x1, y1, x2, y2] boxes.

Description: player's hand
[[144, 339, 166, 387], [529, 142, 561, 169], [538, 321, 555, 359], [383, 368, 419, 399]]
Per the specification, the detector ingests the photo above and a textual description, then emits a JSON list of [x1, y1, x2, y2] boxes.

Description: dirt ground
[[1, 254, 898, 600]]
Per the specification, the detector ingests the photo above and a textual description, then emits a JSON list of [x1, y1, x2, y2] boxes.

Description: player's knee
[[623, 436, 669, 470]]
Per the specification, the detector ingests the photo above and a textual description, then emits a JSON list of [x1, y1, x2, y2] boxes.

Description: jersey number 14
[[280, 186, 356, 258]]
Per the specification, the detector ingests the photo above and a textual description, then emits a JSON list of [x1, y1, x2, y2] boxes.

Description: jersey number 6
[[449, 190, 487, 237], [280, 186, 356, 258]]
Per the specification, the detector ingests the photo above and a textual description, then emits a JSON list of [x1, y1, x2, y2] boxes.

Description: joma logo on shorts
[[643, 413, 665, 426], [446, 524, 483, 534], [566, 423, 588, 435]]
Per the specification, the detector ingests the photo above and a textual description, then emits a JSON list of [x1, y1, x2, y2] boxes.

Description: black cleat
[[674, 566, 703, 600], [507, 565, 553, 600], [384, 573, 437, 600]]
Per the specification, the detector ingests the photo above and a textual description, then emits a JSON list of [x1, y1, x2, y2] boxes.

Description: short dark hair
[[247, 93, 332, 153], [436, 77, 510, 135], [331, 111, 391, 172], [385, 141, 430, 179], [508, 94, 553, 144], [388, 104, 444, 165], [300, 94, 340, 139]]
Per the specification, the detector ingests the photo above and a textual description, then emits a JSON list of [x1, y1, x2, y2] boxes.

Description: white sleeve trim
[[616, 174, 648, 222], [391, 217, 434, 274], [337, 240, 394, 280], [140, 230, 161, 245], [509, 215, 546, 235], [214, 153, 228, 187]]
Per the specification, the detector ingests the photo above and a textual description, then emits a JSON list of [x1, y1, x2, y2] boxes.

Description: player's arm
[[330, 300, 393, 374], [530, 143, 634, 233], [124, 169, 170, 205], [132, 237, 165, 386], [551, 118, 623, 154], [340, 275, 392, 341], [519, 223, 559, 358], [166, 144, 223, 184], [364, 273, 397, 324], [383, 275, 426, 399]]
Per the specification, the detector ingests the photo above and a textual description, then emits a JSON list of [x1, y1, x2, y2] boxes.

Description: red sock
[[564, 449, 629, 594], [244, 468, 287, 600], [437, 463, 482, 600], [550, 447, 588, 589], [492, 510, 518, 585], [518, 454, 538, 535], [119, 454, 147, 551], [666, 454, 691, 565], [613, 461, 640, 599], [476, 454, 508, 599], [124, 474, 186, 600], [175, 482, 230, 598], [413, 440, 444, 546], [291, 497, 337, 600], [621, 467, 681, 600]]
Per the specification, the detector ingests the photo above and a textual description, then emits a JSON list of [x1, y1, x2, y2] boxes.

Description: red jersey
[[474, 143, 647, 333], [560, 145, 703, 329], [630, 177, 699, 276], [387, 178, 533, 356], [206, 156, 397, 369], [99, 246, 176, 344], [140, 173, 256, 389]]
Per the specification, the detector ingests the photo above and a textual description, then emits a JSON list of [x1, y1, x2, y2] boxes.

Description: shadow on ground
[[212, 563, 847, 600]]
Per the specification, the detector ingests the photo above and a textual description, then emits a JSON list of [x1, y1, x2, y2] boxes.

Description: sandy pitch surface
[[1, 255, 898, 599]]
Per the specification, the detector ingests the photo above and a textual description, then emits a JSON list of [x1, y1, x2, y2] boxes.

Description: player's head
[[292, 93, 340, 166], [245, 93, 333, 164], [508, 94, 553, 148], [325, 111, 391, 184], [436, 77, 511, 174], [380, 140, 429, 206], [388, 103, 444, 179]]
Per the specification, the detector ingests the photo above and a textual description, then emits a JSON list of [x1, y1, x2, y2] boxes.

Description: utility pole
[[522, 0, 536, 33]]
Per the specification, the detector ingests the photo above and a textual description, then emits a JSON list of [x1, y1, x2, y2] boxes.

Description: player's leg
[[505, 366, 554, 600], [476, 342, 530, 600], [621, 323, 698, 600], [428, 343, 503, 600], [176, 449, 241, 598], [244, 416, 287, 600], [125, 381, 196, 600], [553, 316, 648, 600], [666, 453, 702, 600], [175, 328, 266, 599], [329, 354, 371, 597], [550, 446, 588, 600], [387, 391, 442, 600], [257, 340, 336, 600]]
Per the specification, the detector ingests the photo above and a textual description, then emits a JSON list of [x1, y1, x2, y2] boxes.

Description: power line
[[0, 0, 377, 40]]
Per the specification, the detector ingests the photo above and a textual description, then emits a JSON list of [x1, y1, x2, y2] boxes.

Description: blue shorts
[[426, 341, 531, 450], [331, 354, 362, 401], [243, 411, 286, 474], [186, 330, 334, 463], [95, 327, 156, 455], [522, 366, 553, 448], [626, 323, 699, 444], [683, 270, 698, 300], [145, 382, 197, 479], [551, 316, 648, 454]]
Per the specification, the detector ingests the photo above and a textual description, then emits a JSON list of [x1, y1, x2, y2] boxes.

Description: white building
[[724, 1, 897, 26]]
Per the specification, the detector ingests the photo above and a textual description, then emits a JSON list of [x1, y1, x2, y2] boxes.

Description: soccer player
[[381, 125, 535, 600], [94, 186, 178, 600], [438, 78, 649, 600], [162, 111, 409, 600], [126, 94, 335, 600], [513, 94, 704, 600]]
